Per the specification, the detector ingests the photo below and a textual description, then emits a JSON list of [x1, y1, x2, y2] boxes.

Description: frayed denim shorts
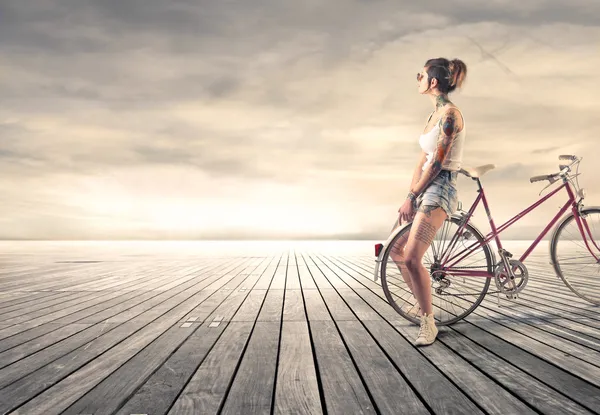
[[416, 169, 459, 217]]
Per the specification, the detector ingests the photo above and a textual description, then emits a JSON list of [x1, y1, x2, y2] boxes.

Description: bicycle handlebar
[[530, 174, 556, 183], [529, 155, 581, 183], [559, 154, 577, 161]]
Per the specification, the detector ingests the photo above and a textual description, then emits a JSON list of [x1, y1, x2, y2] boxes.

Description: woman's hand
[[398, 198, 416, 225]]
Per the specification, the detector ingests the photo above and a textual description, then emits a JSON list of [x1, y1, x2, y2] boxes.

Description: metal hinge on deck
[[180, 316, 198, 328], [209, 316, 224, 328]]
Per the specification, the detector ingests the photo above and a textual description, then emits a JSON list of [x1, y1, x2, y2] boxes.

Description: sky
[[1, 0, 599, 240]]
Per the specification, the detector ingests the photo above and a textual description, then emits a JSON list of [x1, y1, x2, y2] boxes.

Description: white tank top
[[419, 110, 466, 172]]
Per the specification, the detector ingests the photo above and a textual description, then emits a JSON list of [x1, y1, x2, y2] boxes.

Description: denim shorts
[[416, 169, 459, 217]]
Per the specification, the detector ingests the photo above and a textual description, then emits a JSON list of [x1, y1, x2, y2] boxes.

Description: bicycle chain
[[437, 291, 501, 297], [433, 264, 502, 296]]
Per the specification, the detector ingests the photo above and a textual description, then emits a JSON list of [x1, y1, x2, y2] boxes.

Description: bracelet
[[407, 191, 417, 201]]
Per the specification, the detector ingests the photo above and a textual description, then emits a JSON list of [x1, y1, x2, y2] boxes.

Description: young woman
[[391, 57, 467, 346]]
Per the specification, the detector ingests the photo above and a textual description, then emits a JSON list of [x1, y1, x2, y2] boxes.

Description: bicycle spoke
[[380, 216, 493, 325], [551, 208, 600, 305]]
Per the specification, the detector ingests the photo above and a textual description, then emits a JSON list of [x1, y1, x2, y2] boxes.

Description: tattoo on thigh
[[418, 204, 437, 217], [415, 221, 437, 245]]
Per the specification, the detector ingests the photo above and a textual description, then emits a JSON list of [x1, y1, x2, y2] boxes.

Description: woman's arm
[[409, 151, 427, 191], [408, 108, 462, 198]]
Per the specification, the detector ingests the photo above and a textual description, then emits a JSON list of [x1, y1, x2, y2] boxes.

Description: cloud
[[0, 0, 599, 239], [531, 146, 561, 154]]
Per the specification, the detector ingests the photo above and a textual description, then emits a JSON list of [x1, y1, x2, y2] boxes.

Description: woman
[[391, 57, 467, 346]]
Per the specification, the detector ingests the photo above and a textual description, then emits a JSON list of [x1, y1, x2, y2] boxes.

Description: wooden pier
[[0, 240, 599, 415]]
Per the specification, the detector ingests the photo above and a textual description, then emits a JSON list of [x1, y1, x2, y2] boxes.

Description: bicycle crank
[[494, 259, 529, 298]]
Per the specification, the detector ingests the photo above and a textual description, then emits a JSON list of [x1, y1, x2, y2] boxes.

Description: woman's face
[[417, 68, 429, 94], [417, 67, 434, 94]]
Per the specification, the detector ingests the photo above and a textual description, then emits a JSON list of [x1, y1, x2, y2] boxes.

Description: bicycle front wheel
[[380, 215, 493, 326], [550, 206, 600, 305]]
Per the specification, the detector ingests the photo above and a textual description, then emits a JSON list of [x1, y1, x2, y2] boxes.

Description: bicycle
[[373, 154, 600, 326]]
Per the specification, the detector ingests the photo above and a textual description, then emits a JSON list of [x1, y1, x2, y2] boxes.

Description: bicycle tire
[[380, 214, 494, 326], [550, 206, 600, 305]]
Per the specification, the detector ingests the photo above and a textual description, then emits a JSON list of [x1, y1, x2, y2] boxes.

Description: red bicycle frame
[[439, 178, 600, 277]]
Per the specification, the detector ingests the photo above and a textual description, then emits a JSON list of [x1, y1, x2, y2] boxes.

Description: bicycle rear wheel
[[380, 215, 493, 326], [550, 206, 600, 305]]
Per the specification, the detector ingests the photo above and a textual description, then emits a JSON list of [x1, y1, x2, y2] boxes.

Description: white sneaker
[[414, 313, 438, 346]]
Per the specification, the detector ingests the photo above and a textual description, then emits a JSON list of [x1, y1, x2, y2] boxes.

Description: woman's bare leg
[[403, 205, 447, 315], [389, 230, 413, 292]]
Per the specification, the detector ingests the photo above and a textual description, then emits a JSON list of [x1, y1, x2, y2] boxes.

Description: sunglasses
[[417, 72, 425, 82]]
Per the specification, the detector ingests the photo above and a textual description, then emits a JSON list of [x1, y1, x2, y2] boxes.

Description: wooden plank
[[269, 262, 288, 290], [440, 327, 594, 414], [114, 321, 227, 415], [282, 289, 306, 322], [273, 321, 322, 414], [0, 263, 213, 338], [0, 262, 227, 351], [103, 274, 240, 325], [335, 320, 429, 414], [62, 321, 201, 415], [231, 290, 269, 322], [307, 255, 429, 413], [316, 255, 366, 289], [309, 321, 375, 414], [301, 254, 332, 289], [0, 292, 69, 313], [0, 289, 151, 349], [1, 263, 139, 293], [309, 257, 348, 289], [472, 300, 600, 360], [0, 263, 115, 289], [461, 315, 600, 388], [0, 323, 92, 369], [401, 325, 538, 414], [257, 289, 284, 322], [112, 259, 273, 415], [451, 322, 600, 411], [253, 264, 278, 290], [477, 291, 600, 340], [167, 322, 254, 414], [312, 258, 486, 415], [285, 260, 300, 289], [0, 290, 115, 326], [3, 241, 599, 415], [0, 262, 248, 412], [350, 285, 536, 413], [0, 257, 263, 414], [302, 290, 333, 322], [318, 289, 356, 321], [0, 289, 124, 323], [0, 279, 236, 414], [0, 322, 121, 390], [330, 257, 584, 414], [219, 321, 281, 415], [365, 320, 490, 415], [298, 262, 317, 289]]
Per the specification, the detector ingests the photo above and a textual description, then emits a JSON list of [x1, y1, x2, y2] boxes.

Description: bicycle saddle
[[459, 164, 496, 178]]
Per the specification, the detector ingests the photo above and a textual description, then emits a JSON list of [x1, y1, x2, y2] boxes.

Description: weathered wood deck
[[0, 240, 599, 415]]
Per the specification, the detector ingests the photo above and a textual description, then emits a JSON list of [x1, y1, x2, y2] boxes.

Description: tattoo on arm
[[409, 109, 461, 196], [427, 110, 459, 180]]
